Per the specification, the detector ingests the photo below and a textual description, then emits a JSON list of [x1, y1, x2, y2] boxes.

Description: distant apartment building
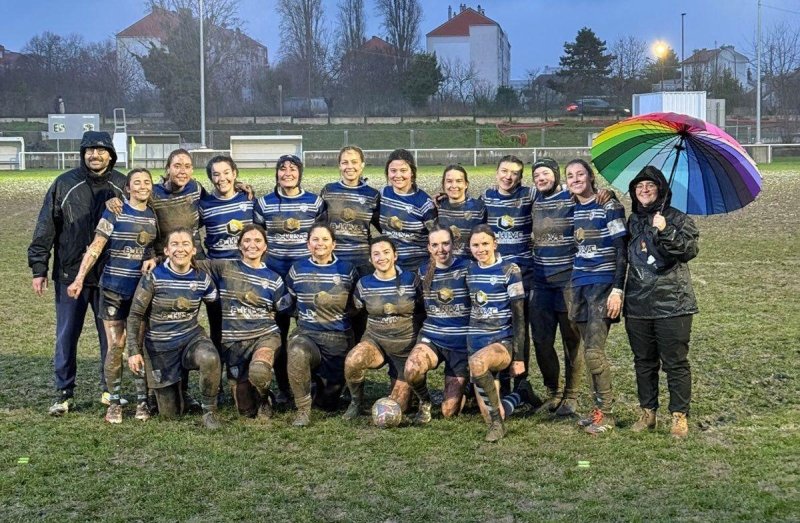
[[426, 4, 510, 93], [0, 44, 22, 71], [116, 7, 268, 101], [683, 45, 751, 89]]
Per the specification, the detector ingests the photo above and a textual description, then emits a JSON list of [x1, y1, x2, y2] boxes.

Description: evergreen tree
[[401, 52, 443, 108], [555, 27, 613, 99]]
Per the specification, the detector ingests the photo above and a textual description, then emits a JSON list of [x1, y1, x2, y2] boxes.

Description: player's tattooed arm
[[66, 234, 109, 299]]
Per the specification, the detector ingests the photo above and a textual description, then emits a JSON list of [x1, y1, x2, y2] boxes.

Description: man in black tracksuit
[[28, 131, 127, 415]]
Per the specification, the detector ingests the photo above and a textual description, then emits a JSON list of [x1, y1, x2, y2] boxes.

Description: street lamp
[[199, 0, 206, 148], [653, 41, 668, 92]]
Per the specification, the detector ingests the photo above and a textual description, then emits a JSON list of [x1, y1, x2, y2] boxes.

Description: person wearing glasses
[[29, 131, 127, 416], [624, 166, 698, 439], [254, 154, 326, 405]]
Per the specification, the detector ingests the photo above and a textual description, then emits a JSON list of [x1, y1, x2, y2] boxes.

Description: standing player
[[126, 228, 222, 429], [436, 165, 486, 260], [285, 224, 358, 427], [67, 168, 158, 423], [481, 155, 533, 393], [529, 158, 584, 416], [404, 227, 471, 423], [254, 154, 326, 404], [199, 155, 253, 260], [343, 237, 423, 419], [465, 225, 527, 441], [320, 146, 380, 341], [193, 224, 290, 419], [564, 159, 627, 435], [378, 149, 437, 272], [29, 131, 127, 415]]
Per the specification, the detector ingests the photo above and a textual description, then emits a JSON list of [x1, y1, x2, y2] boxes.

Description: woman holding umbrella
[[624, 165, 698, 439]]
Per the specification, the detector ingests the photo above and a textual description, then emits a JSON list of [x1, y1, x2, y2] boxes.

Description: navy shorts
[[416, 336, 469, 379], [362, 331, 414, 381], [289, 328, 353, 385], [99, 288, 133, 321], [565, 281, 620, 324], [146, 331, 215, 389], [222, 332, 281, 383]]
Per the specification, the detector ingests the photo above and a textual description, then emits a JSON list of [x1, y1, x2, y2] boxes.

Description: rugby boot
[[257, 394, 274, 420], [202, 409, 222, 430], [104, 404, 123, 424], [292, 408, 311, 427], [48, 390, 74, 416], [540, 388, 562, 413], [578, 406, 602, 427], [671, 412, 689, 439], [631, 408, 657, 432], [484, 411, 506, 442], [100, 392, 128, 406], [185, 393, 203, 414], [343, 381, 365, 420], [554, 398, 578, 417], [413, 401, 432, 425], [584, 409, 615, 435], [134, 401, 151, 421], [342, 401, 363, 420], [515, 380, 543, 410]]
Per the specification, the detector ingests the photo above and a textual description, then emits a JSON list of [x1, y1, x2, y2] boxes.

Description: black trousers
[[625, 315, 693, 414]]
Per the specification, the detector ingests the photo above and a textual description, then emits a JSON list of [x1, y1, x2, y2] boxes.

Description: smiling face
[[387, 159, 414, 194], [566, 162, 594, 200], [127, 171, 153, 205], [339, 149, 364, 187], [277, 160, 301, 194], [84, 147, 111, 174], [496, 161, 523, 194], [533, 166, 557, 193], [239, 228, 267, 264], [307, 226, 335, 263], [370, 240, 398, 276], [427, 229, 453, 266], [164, 231, 196, 272], [635, 180, 660, 207], [210, 160, 237, 197], [469, 232, 498, 266], [167, 153, 193, 190], [443, 169, 468, 203]]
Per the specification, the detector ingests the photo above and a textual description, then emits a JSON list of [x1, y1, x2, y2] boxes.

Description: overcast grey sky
[[0, 0, 797, 78]]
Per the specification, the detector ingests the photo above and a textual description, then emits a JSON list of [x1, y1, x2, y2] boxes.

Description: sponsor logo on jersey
[[189, 281, 198, 291], [383, 303, 397, 315], [226, 219, 244, 236], [449, 225, 462, 240], [341, 208, 356, 222], [575, 227, 585, 242], [475, 290, 488, 306], [136, 230, 152, 246], [174, 296, 192, 311], [332, 275, 342, 286], [300, 204, 308, 212], [388, 216, 403, 231], [284, 218, 300, 232], [437, 287, 454, 304], [498, 215, 515, 230]]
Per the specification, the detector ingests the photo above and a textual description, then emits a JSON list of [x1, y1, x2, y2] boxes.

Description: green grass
[[1, 164, 798, 521]]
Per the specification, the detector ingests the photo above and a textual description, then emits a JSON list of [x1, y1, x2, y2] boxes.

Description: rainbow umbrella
[[591, 112, 762, 215]]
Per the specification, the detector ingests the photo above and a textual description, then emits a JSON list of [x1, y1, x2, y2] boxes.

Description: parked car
[[566, 98, 631, 116]]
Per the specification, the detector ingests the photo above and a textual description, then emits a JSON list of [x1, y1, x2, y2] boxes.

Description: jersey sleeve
[[201, 274, 218, 303], [95, 209, 117, 240], [273, 275, 294, 313], [126, 272, 155, 356], [604, 200, 627, 239], [421, 195, 438, 230], [353, 280, 365, 311], [252, 198, 265, 226], [505, 263, 525, 301]]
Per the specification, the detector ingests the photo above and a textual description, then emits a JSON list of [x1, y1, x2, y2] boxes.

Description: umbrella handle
[[662, 135, 686, 213]]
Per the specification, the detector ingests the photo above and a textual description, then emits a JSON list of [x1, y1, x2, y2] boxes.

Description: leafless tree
[[439, 57, 480, 107], [147, 0, 240, 30], [277, 0, 330, 99], [375, 0, 422, 61], [336, 0, 366, 56], [611, 36, 647, 81]]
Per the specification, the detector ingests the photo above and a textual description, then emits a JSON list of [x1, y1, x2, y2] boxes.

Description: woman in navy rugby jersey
[[342, 236, 423, 419], [378, 149, 437, 272], [466, 224, 527, 442], [564, 159, 627, 436], [285, 224, 358, 427], [68, 168, 158, 424], [126, 228, 222, 430], [404, 226, 472, 423], [436, 165, 486, 260], [254, 154, 326, 404], [193, 224, 290, 419]]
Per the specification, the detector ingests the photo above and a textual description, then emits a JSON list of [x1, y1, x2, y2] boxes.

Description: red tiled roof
[[427, 7, 498, 37], [360, 36, 396, 54], [116, 7, 177, 40]]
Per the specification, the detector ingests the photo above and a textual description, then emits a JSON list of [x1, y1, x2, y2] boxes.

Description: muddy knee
[[468, 354, 489, 377], [584, 348, 608, 375]]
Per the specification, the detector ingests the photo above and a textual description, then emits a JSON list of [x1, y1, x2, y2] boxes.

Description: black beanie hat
[[531, 157, 561, 187]]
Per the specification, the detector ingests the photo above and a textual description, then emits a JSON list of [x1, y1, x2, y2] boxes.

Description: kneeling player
[[405, 227, 471, 422], [285, 224, 357, 427], [343, 237, 423, 419], [466, 225, 527, 442], [127, 228, 222, 429]]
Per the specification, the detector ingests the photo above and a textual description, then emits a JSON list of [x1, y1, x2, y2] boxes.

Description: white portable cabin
[[229, 135, 303, 168], [0, 137, 25, 170], [632, 92, 707, 120]]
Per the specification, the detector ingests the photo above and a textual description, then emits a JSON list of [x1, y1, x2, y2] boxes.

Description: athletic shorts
[[416, 336, 469, 379], [289, 328, 354, 385], [222, 332, 282, 383], [361, 330, 415, 381], [145, 330, 215, 389], [99, 288, 133, 321], [530, 283, 569, 314], [565, 281, 620, 325]]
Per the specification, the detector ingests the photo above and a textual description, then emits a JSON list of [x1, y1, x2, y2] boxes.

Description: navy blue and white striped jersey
[[418, 257, 471, 352], [531, 188, 577, 286], [196, 259, 289, 343], [95, 203, 157, 297], [466, 256, 525, 352], [198, 191, 254, 259], [321, 180, 381, 269], [131, 261, 217, 351], [481, 186, 534, 285], [286, 256, 357, 332], [151, 179, 205, 254], [571, 197, 627, 287], [354, 269, 422, 342], [253, 190, 326, 277], [379, 186, 437, 270], [437, 197, 486, 259]]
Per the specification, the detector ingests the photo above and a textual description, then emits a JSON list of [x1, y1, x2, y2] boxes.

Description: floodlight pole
[[681, 13, 686, 91], [199, 0, 207, 148], [756, 0, 762, 143]]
